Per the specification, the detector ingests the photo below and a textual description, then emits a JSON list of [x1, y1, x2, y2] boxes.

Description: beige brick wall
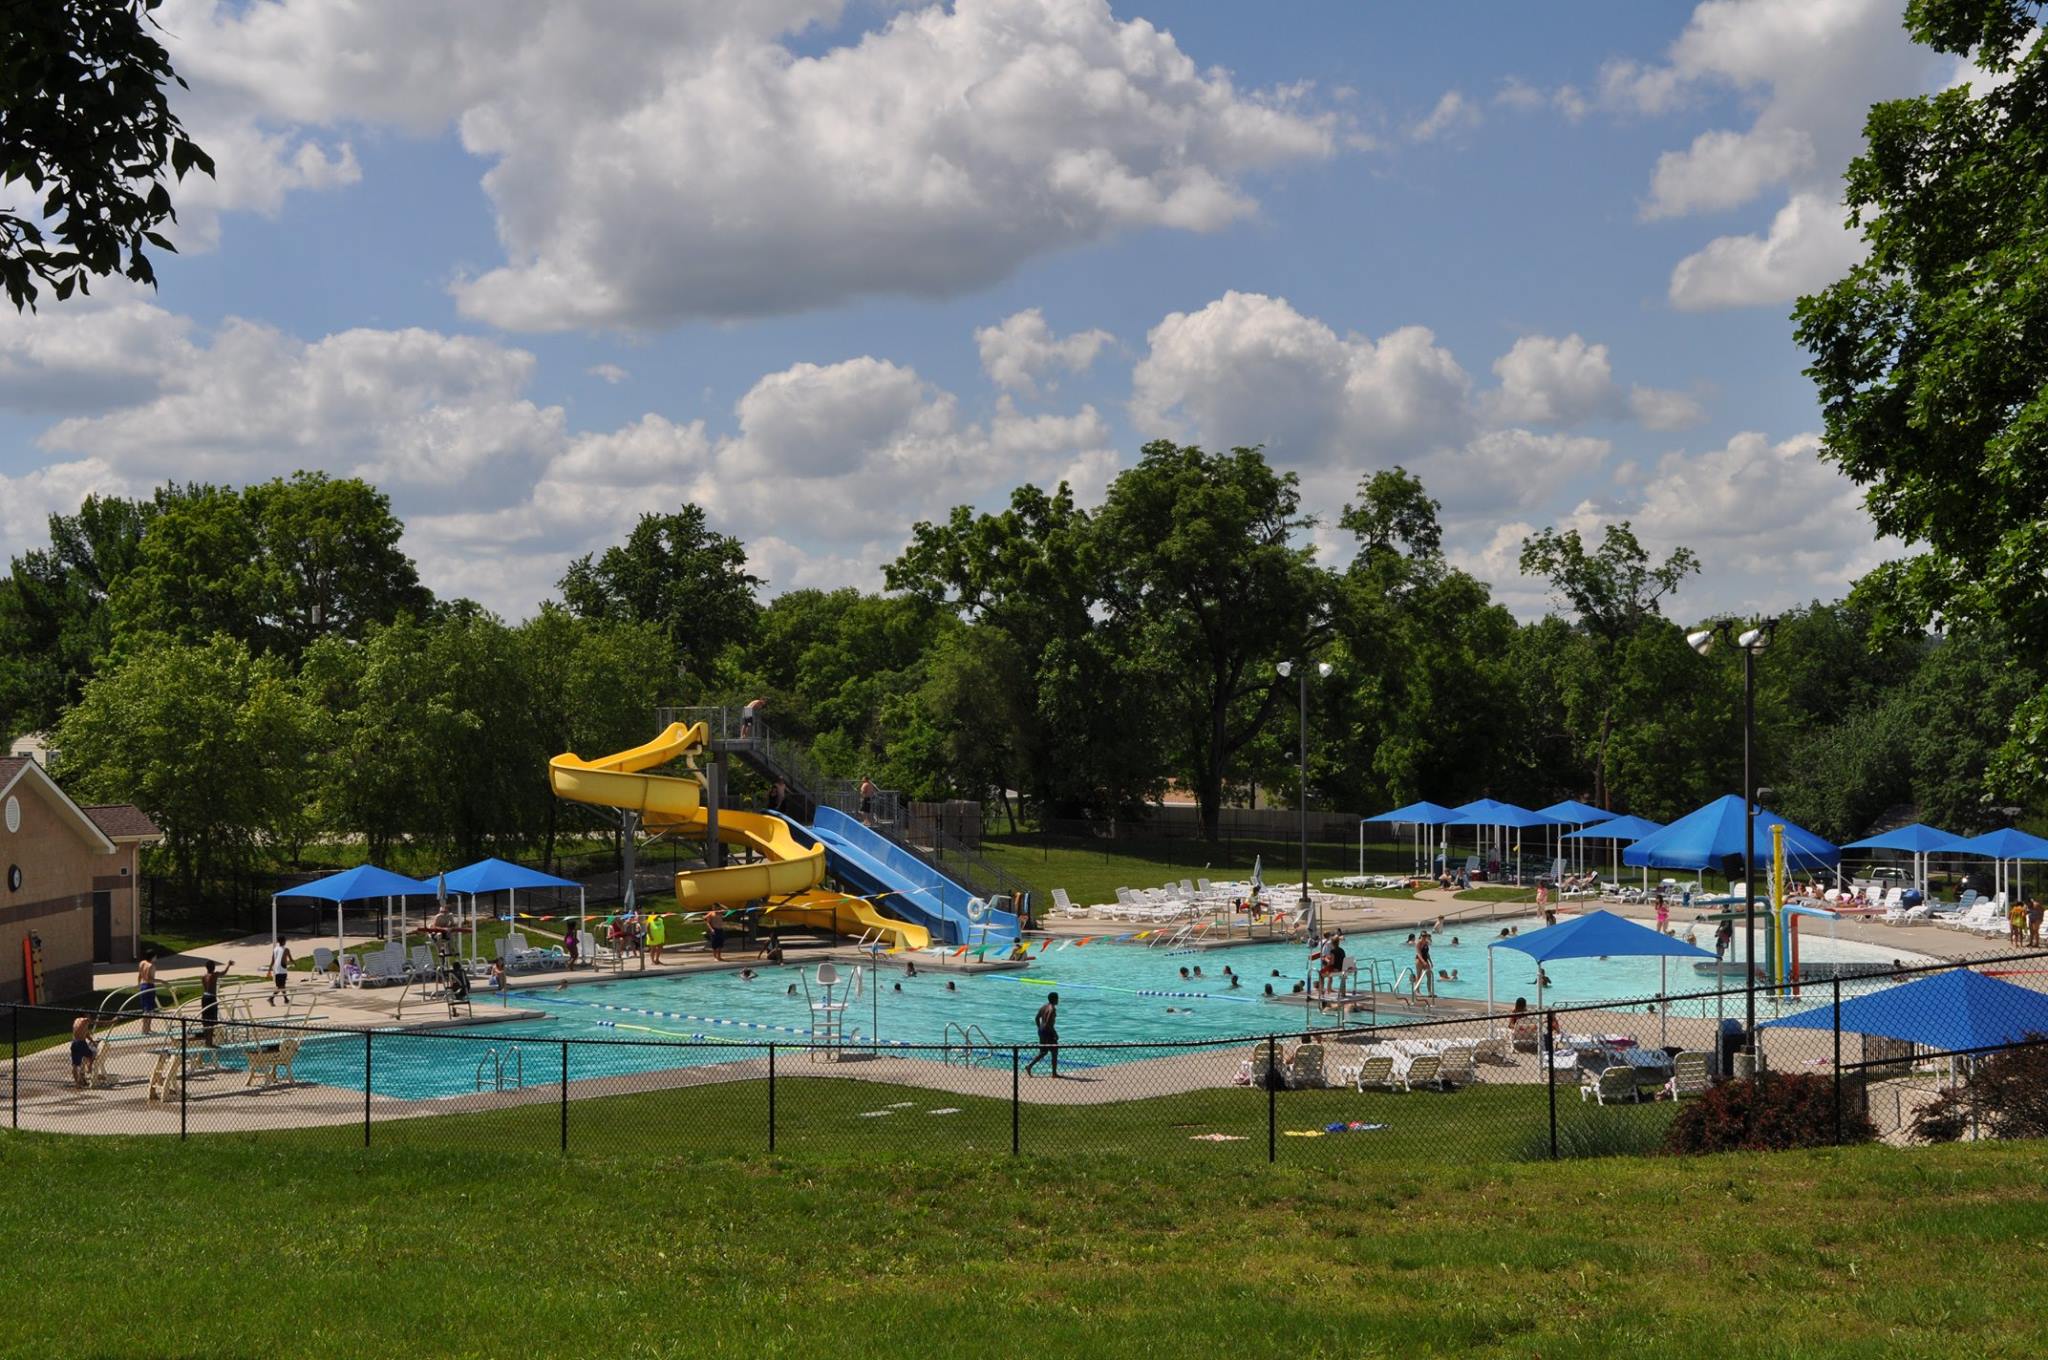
[[1, 772, 115, 1002]]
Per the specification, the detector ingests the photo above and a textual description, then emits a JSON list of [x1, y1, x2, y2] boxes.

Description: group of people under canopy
[[268, 857, 585, 962]]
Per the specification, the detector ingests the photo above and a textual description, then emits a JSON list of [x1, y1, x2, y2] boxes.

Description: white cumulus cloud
[[161, 0, 1337, 329], [976, 309, 1114, 396]]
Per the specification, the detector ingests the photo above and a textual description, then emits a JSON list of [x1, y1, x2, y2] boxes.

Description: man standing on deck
[[1024, 992, 1060, 1077]]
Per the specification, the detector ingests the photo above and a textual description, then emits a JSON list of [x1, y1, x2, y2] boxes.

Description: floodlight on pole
[[1277, 658, 1331, 936]]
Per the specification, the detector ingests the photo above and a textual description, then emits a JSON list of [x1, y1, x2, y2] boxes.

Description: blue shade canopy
[[1364, 800, 1461, 825], [1487, 909, 1715, 963], [1622, 796, 1839, 871], [1946, 827, 2048, 860], [1539, 799, 1613, 824], [441, 857, 582, 894], [1448, 798, 1560, 829], [1763, 969, 2048, 1051], [1561, 814, 1665, 843], [277, 863, 435, 902], [1842, 823, 1966, 853]]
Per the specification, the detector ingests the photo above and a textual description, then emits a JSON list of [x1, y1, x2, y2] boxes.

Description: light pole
[[1275, 661, 1332, 936], [1687, 616, 1776, 1052]]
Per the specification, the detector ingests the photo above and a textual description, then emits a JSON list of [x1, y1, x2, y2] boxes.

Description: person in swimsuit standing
[[1413, 931, 1434, 999], [1024, 992, 1060, 1077], [858, 775, 878, 825], [69, 1015, 99, 1089], [199, 958, 231, 1046], [136, 951, 158, 1035]]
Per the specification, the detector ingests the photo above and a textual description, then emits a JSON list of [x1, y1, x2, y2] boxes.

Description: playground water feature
[[266, 914, 1937, 1101]]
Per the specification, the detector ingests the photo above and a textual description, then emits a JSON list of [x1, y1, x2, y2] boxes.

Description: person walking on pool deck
[[268, 938, 293, 1006], [136, 950, 158, 1035], [1025, 992, 1060, 1077], [647, 912, 666, 965], [705, 913, 727, 962], [2028, 897, 2043, 949]]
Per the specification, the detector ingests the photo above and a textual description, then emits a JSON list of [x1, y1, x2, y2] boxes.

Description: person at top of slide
[[739, 696, 767, 739]]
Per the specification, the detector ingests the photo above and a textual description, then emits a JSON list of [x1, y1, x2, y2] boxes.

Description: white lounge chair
[[1352, 1054, 1396, 1091], [245, 1037, 300, 1087], [1438, 1045, 1477, 1089], [1581, 1063, 1638, 1104], [1397, 1053, 1443, 1092], [1287, 1044, 1329, 1089], [1669, 1050, 1710, 1100]]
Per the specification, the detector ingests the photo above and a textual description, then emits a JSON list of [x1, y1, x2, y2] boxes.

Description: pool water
[[275, 914, 1932, 1100]]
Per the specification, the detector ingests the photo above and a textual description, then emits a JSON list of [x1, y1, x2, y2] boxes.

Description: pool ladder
[[475, 1047, 525, 1092], [942, 1022, 999, 1067]]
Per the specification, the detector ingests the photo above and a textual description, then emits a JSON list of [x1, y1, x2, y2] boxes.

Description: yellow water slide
[[547, 723, 930, 950]]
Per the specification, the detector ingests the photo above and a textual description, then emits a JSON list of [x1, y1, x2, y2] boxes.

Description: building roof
[[0, 757, 117, 854], [83, 804, 162, 842]]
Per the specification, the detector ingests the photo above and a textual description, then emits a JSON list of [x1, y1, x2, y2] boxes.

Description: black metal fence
[[8, 952, 2046, 1161]]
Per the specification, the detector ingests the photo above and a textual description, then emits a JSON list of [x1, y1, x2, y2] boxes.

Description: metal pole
[[1298, 668, 1311, 936], [1832, 975, 1842, 1145], [1267, 1035, 1278, 1163], [560, 1040, 569, 1153], [1743, 646, 1757, 1049], [179, 1017, 188, 1140], [363, 1031, 372, 1147], [1546, 1011, 1558, 1159], [1010, 1047, 1020, 1156], [10, 1005, 16, 1130], [768, 1044, 777, 1151]]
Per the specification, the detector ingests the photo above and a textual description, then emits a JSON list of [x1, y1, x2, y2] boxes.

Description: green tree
[[888, 482, 1159, 820], [559, 504, 759, 685], [1519, 523, 1700, 809], [1792, 0, 2048, 796], [1093, 442, 1333, 841], [0, 0, 214, 309], [518, 605, 675, 870], [0, 489, 163, 733], [55, 634, 313, 890], [107, 473, 429, 660]]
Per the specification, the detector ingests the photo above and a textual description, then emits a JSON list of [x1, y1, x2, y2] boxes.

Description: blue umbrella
[[441, 858, 587, 961], [1624, 795, 1839, 874], [1842, 823, 1965, 897], [1487, 909, 1712, 1039], [1563, 814, 1667, 887], [1944, 827, 2048, 901], [1360, 801, 1460, 877], [1539, 799, 1613, 824], [1449, 799, 1562, 886], [270, 863, 435, 956], [1762, 968, 2048, 1054]]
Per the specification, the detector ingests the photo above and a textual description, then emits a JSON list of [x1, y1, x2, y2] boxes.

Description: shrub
[[1910, 1037, 2048, 1143], [1662, 1073, 1875, 1154]]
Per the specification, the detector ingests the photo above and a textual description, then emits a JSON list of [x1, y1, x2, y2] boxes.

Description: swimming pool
[[268, 912, 1934, 1100]]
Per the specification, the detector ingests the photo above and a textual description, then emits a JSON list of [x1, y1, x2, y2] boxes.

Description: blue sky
[[0, 0, 1964, 619]]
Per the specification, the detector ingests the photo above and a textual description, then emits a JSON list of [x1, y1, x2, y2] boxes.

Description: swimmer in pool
[[1192, 965, 1203, 977], [1449, 936, 1460, 947], [786, 984, 797, 996], [893, 982, 902, 992], [1264, 983, 1274, 996], [738, 968, 757, 981], [946, 980, 957, 992], [1179, 966, 1191, 980], [1228, 973, 1241, 989], [1270, 969, 1281, 978]]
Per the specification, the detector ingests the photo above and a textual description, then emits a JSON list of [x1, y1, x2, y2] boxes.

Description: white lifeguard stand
[[803, 962, 848, 1062]]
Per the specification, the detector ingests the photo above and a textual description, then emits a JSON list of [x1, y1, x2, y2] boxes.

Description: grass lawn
[[1455, 886, 1541, 904], [982, 834, 1420, 907], [0, 1113, 2040, 1358]]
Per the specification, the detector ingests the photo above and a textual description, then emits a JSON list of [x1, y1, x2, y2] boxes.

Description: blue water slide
[[804, 807, 1018, 945]]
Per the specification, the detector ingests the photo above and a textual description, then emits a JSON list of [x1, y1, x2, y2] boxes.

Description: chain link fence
[[8, 951, 2046, 1160]]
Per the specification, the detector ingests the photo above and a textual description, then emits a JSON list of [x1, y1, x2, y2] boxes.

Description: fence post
[[560, 1040, 569, 1154], [179, 1016, 188, 1140], [768, 1044, 777, 1152], [1832, 975, 1843, 1146], [1011, 1047, 1020, 1156], [363, 1031, 372, 1148], [1267, 1035, 1278, 1164], [10, 1005, 17, 1130], [1546, 1011, 1558, 1160]]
